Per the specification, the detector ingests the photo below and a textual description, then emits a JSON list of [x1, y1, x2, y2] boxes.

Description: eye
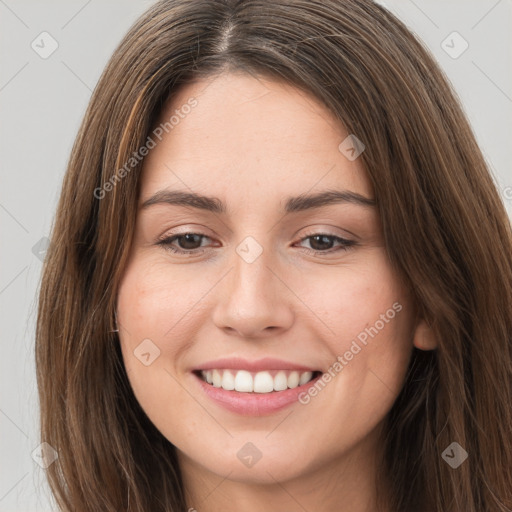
[[294, 233, 357, 255], [157, 233, 213, 255], [156, 231, 357, 256]]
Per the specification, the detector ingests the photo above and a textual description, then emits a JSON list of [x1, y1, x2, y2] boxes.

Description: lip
[[193, 370, 323, 416], [194, 357, 319, 373]]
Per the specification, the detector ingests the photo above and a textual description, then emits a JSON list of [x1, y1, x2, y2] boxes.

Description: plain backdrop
[[0, 1, 511, 510]]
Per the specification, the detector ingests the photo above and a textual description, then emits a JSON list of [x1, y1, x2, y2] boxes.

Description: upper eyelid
[[157, 230, 352, 241], [158, 222, 357, 239]]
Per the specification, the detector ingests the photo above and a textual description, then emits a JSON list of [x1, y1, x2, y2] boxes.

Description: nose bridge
[[211, 235, 294, 337], [234, 239, 274, 297]]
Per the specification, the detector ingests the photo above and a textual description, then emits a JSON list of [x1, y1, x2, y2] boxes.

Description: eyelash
[[156, 231, 357, 256]]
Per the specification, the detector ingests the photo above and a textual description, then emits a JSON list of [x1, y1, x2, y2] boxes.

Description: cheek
[[116, 255, 234, 428], [116, 259, 191, 408], [299, 255, 413, 404], [295, 253, 408, 346], [117, 257, 207, 341]]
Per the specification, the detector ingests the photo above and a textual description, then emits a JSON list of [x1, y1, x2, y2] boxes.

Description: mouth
[[193, 369, 322, 393], [192, 357, 324, 415]]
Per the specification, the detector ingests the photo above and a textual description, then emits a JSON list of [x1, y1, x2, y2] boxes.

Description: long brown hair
[[36, 1, 512, 510]]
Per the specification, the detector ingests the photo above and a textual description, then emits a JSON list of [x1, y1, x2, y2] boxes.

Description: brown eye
[[296, 233, 356, 255], [173, 233, 205, 250], [157, 232, 211, 254]]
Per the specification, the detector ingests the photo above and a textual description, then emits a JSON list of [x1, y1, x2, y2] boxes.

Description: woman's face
[[117, 71, 417, 487]]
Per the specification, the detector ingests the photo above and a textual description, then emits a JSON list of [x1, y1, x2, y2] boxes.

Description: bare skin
[[116, 71, 436, 512]]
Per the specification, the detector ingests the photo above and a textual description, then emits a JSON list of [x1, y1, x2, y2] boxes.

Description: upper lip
[[194, 357, 319, 373]]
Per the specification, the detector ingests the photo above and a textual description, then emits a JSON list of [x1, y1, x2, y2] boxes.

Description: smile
[[198, 369, 321, 393]]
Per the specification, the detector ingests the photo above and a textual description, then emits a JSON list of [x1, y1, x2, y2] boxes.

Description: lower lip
[[194, 372, 322, 416]]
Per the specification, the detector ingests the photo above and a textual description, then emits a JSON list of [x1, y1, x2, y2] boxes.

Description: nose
[[211, 245, 295, 339]]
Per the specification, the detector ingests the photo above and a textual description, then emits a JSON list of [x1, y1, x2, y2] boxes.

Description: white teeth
[[200, 369, 317, 393], [299, 371, 313, 386], [212, 369, 222, 387], [234, 370, 253, 392], [221, 370, 235, 390], [253, 371, 274, 393], [287, 371, 300, 389], [273, 371, 288, 391]]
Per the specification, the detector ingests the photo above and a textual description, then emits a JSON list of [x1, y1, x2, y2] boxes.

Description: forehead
[[140, 72, 373, 209]]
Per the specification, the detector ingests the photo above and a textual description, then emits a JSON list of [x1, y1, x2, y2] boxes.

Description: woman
[[35, 0, 512, 511]]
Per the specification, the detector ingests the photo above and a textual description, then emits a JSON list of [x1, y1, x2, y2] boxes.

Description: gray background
[[1, 1, 511, 510]]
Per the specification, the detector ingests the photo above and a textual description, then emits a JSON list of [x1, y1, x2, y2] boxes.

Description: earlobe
[[413, 319, 438, 351]]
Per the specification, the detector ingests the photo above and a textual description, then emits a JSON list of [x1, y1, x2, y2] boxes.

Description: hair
[[35, 0, 512, 510]]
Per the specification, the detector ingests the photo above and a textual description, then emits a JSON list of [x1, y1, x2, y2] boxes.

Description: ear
[[413, 319, 438, 351]]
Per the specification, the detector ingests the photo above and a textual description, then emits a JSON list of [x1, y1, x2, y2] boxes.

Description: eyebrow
[[140, 189, 376, 214]]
